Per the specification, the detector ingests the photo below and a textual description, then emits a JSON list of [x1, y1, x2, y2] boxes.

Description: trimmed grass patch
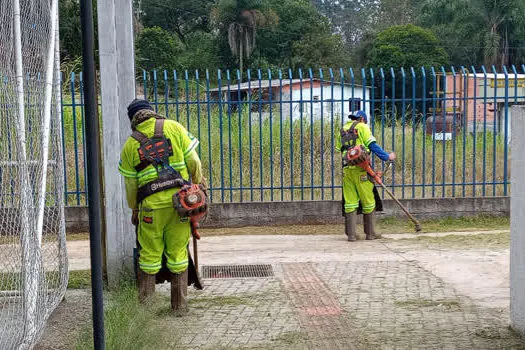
[[397, 231, 510, 249]]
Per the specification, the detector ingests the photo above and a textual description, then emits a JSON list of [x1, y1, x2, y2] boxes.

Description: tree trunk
[[239, 37, 244, 78]]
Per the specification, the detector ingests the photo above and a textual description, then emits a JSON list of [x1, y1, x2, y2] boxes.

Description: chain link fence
[[0, 0, 68, 348]]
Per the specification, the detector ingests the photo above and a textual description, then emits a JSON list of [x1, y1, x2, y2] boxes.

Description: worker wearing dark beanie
[[127, 98, 153, 120]]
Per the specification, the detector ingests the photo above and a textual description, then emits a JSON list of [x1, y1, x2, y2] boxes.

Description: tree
[[140, 0, 212, 44], [418, 0, 525, 66], [211, 0, 278, 73], [254, 0, 352, 70], [135, 27, 184, 71], [311, 0, 421, 53], [291, 30, 351, 70], [59, 0, 98, 60], [368, 25, 448, 69]]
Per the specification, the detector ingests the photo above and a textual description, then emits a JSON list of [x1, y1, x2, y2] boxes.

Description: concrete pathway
[[37, 230, 523, 349]]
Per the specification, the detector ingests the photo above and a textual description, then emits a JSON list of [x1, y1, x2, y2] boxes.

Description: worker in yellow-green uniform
[[336, 110, 396, 241], [119, 99, 204, 312]]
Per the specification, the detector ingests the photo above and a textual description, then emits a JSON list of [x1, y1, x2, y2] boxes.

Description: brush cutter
[[346, 146, 422, 232]]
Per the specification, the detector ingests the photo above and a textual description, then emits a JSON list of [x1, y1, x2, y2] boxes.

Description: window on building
[[349, 98, 361, 112]]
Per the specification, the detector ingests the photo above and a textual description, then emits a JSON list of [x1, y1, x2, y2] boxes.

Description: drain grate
[[201, 264, 274, 279]]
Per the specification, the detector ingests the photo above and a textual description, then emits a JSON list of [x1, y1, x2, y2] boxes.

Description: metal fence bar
[[269, 69, 274, 202], [50, 65, 520, 206], [421, 67, 427, 199]]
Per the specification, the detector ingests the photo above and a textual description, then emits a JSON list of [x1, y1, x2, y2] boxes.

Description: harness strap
[[131, 119, 170, 173], [137, 176, 187, 203], [153, 118, 164, 138], [340, 121, 359, 151]]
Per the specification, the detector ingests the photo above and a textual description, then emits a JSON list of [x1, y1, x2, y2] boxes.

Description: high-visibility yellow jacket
[[118, 118, 202, 209]]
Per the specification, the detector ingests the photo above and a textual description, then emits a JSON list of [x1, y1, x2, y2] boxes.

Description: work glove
[[131, 209, 139, 226]]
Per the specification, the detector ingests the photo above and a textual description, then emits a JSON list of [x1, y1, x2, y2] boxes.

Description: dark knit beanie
[[127, 99, 153, 120]]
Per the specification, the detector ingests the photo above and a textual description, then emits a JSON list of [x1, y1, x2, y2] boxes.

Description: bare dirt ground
[[36, 228, 524, 349]]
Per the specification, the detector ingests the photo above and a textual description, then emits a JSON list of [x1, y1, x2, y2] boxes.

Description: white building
[[209, 79, 372, 122]]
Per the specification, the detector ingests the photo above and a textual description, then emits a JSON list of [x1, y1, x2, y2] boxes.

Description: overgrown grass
[[59, 98, 509, 205], [76, 283, 162, 350], [68, 269, 91, 289]]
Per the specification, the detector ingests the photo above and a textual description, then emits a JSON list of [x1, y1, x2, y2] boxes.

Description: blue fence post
[[491, 65, 498, 197], [79, 72, 88, 204], [440, 66, 447, 198], [288, 68, 293, 201], [237, 69, 243, 202], [308, 68, 314, 200], [184, 70, 190, 130], [503, 65, 509, 196], [195, 70, 202, 158], [369, 68, 376, 170], [70, 72, 81, 205], [226, 69, 233, 202], [460, 66, 468, 197], [278, 69, 284, 201], [319, 68, 325, 200], [451, 66, 457, 197], [431, 66, 437, 197], [268, 68, 274, 202], [217, 69, 225, 202], [205, 69, 213, 202], [339, 68, 345, 198], [299, 68, 304, 200], [248, 69, 254, 201], [173, 70, 180, 121], [153, 70, 159, 113], [143, 69, 148, 101], [257, 69, 264, 201], [390, 67, 396, 194], [58, 72, 68, 205], [400, 67, 406, 199], [421, 67, 427, 198], [410, 67, 416, 199], [481, 65, 488, 196], [471, 66, 478, 197], [330, 68, 335, 200], [380, 68, 386, 197], [163, 70, 169, 118]]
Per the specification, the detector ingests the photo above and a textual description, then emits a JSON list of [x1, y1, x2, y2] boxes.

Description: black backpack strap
[[131, 130, 149, 145], [340, 121, 359, 151], [153, 118, 164, 138]]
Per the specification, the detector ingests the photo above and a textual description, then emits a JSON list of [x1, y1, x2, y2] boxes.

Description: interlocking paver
[[144, 260, 525, 349]]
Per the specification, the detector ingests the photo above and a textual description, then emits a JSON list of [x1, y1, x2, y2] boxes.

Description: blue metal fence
[[60, 65, 523, 205]]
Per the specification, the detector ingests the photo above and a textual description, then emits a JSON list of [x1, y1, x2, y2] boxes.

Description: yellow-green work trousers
[[137, 206, 191, 275], [343, 166, 376, 214]]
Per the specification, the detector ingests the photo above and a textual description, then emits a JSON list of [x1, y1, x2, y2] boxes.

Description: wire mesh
[[0, 0, 67, 348]]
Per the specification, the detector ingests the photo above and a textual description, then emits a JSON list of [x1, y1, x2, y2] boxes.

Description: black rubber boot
[[171, 270, 189, 315], [137, 269, 155, 303], [364, 212, 377, 240], [345, 211, 357, 242]]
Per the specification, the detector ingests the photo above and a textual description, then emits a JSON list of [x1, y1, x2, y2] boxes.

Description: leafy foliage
[[368, 25, 449, 69], [135, 27, 184, 71]]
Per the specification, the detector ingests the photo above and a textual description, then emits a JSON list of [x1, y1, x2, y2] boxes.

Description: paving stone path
[[153, 260, 523, 349], [37, 233, 525, 349]]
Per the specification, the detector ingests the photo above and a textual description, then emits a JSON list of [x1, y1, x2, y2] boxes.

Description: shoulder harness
[[131, 119, 188, 203], [340, 121, 359, 152]]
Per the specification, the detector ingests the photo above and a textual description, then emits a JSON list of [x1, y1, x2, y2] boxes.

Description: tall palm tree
[[471, 0, 524, 66], [212, 0, 277, 73]]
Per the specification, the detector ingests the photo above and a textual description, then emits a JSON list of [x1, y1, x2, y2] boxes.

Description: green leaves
[[135, 27, 184, 71], [368, 25, 448, 69]]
